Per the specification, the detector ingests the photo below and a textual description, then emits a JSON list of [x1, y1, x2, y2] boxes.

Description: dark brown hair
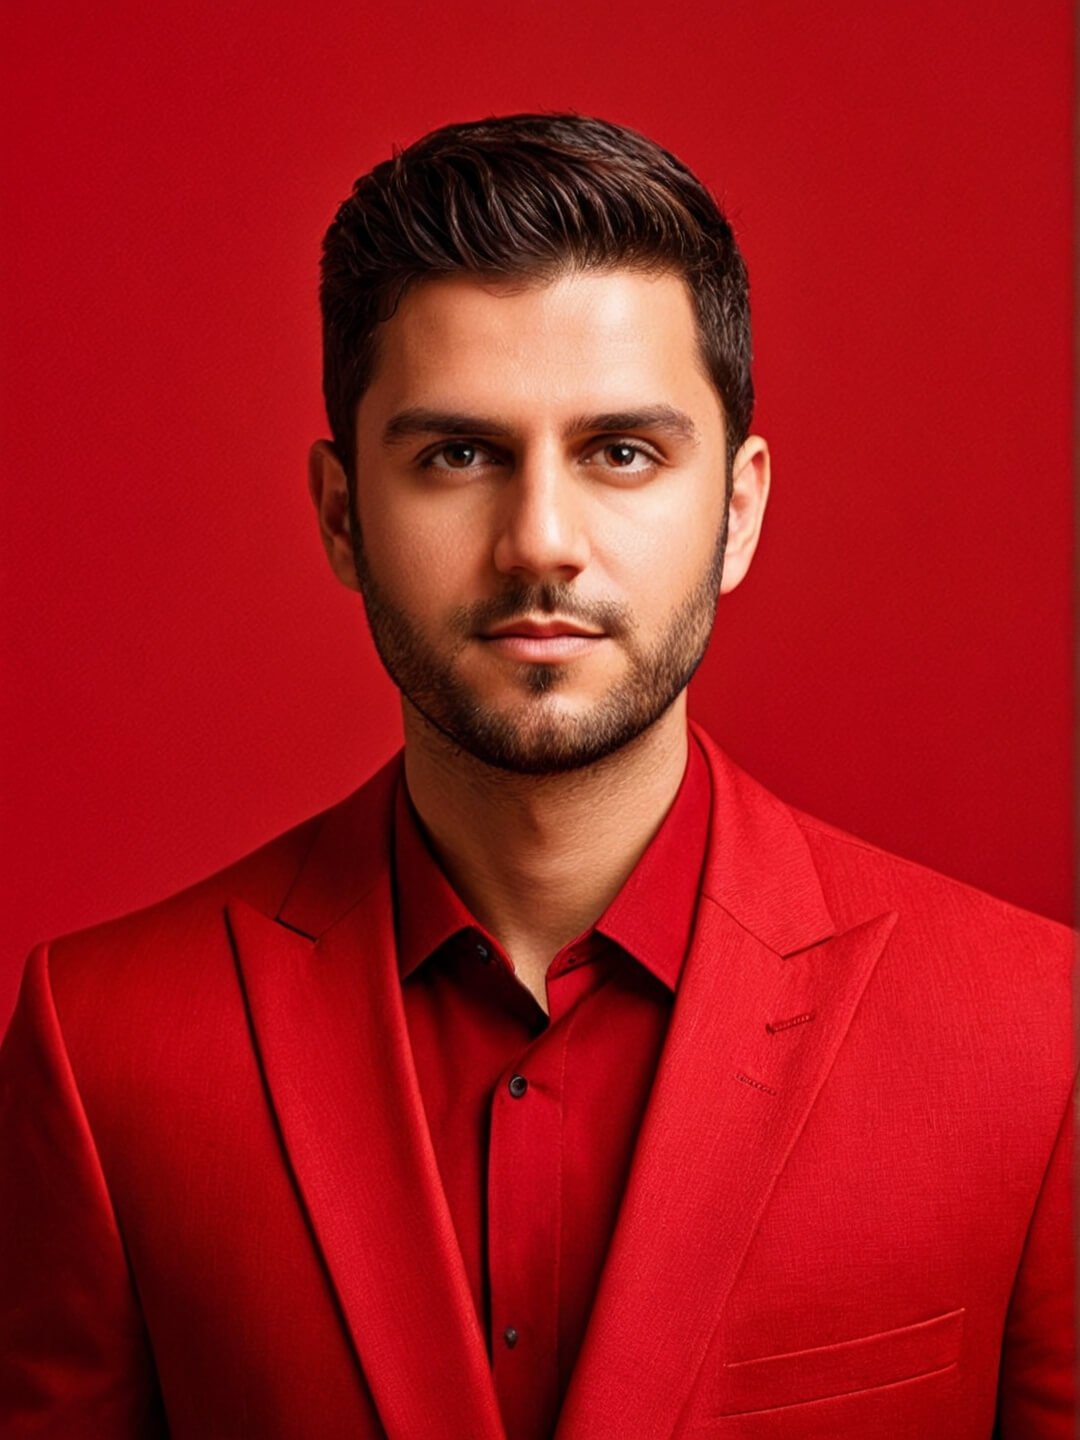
[[319, 112, 753, 495]]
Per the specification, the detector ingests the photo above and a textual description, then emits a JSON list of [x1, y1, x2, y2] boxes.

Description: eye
[[587, 440, 660, 474], [422, 441, 498, 471]]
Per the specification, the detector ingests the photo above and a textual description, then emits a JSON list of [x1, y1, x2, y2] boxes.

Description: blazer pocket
[[709, 1306, 965, 1417]]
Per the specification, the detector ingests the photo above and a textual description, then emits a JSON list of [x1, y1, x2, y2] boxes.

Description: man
[[0, 113, 1073, 1439]]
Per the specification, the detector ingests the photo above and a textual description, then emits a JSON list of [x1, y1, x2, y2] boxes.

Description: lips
[[481, 618, 604, 639], [478, 616, 607, 664]]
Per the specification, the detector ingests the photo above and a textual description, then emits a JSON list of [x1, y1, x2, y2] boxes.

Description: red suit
[[0, 723, 1074, 1437]]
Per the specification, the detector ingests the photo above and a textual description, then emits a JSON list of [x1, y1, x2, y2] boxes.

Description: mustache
[[452, 583, 634, 641]]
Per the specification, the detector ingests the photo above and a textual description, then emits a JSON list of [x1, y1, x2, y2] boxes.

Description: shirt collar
[[392, 731, 712, 994]]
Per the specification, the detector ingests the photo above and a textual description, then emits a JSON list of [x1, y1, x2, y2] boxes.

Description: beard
[[350, 514, 728, 776]]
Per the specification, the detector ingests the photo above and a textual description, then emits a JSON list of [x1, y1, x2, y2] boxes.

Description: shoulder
[[694, 727, 1075, 1116], [777, 794, 1077, 1162], [792, 803, 1073, 977], [47, 811, 316, 975], [690, 722, 1073, 987], [784, 798, 1075, 1073], [37, 752, 400, 1021]]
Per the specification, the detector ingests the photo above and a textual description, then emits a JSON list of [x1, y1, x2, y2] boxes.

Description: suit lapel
[[555, 727, 899, 1438], [228, 757, 505, 1440]]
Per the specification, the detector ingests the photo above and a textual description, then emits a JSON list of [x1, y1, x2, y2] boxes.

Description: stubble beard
[[349, 513, 728, 776]]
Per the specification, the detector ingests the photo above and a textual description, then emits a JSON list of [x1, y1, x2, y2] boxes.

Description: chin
[[427, 694, 661, 777]]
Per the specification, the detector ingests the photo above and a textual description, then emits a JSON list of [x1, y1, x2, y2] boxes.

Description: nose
[[491, 445, 591, 585]]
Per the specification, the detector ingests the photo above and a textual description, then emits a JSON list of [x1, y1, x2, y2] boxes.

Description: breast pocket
[[706, 1306, 965, 1418]]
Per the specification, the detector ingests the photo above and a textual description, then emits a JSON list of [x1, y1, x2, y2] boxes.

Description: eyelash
[[418, 439, 661, 473]]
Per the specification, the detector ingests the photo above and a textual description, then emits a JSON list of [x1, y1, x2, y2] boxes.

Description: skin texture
[[309, 269, 770, 1011]]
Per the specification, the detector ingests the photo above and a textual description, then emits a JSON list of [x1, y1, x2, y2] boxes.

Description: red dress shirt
[[393, 732, 712, 1440]]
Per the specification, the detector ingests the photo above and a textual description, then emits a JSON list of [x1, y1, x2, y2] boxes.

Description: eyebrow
[[381, 404, 700, 448]]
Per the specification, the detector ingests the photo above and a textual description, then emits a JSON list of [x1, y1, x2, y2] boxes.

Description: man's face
[[328, 268, 763, 774]]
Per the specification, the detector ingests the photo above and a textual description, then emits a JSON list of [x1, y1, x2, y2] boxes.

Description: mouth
[[478, 616, 607, 662], [482, 618, 605, 640]]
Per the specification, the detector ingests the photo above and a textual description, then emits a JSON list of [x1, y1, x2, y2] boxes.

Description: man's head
[[309, 113, 770, 774], [319, 112, 754, 499]]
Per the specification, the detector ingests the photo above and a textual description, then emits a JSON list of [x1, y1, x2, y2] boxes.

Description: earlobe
[[308, 439, 361, 592], [719, 434, 770, 595]]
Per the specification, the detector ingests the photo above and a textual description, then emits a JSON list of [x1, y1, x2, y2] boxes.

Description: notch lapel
[[555, 728, 899, 1438], [228, 758, 505, 1440]]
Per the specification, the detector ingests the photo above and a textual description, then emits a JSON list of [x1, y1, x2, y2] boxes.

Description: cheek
[[363, 500, 484, 612], [601, 491, 721, 611]]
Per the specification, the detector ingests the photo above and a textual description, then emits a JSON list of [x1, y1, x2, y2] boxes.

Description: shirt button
[[475, 941, 490, 962], [504, 1326, 519, 1348], [508, 1074, 528, 1099]]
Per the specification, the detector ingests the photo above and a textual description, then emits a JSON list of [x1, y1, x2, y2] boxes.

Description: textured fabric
[[0, 722, 1074, 1438], [393, 734, 710, 1440]]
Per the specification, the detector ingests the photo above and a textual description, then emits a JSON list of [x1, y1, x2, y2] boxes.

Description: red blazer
[[1, 724, 1074, 1438]]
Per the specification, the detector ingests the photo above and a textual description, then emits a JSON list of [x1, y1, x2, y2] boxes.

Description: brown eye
[[588, 440, 656, 475], [606, 443, 638, 466], [423, 441, 502, 475], [439, 443, 477, 469]]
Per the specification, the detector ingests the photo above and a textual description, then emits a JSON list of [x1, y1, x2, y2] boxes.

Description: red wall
[[2, 1, 1073, 1026]]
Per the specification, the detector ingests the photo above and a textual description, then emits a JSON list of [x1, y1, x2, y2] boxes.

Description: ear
[[308, 439, 361, 592], [719, 434, 770, 595]]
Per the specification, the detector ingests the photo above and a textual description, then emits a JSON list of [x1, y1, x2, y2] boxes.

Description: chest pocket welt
[[708, 1306, 965, 1417]]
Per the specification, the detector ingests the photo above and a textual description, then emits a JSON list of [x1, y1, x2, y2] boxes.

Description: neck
[[401, 698, 690, 976]]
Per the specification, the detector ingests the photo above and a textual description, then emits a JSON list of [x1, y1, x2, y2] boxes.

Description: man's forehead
[[359, 268, 720, 430], [384, 267, 696, 344]]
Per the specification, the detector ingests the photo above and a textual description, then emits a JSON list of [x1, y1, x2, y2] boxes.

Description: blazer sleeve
[[0, 945, 166, 1436], [994, 1067, 1077, 1438]]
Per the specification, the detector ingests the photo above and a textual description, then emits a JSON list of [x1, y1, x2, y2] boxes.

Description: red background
[[1, 1, 1073, 1027]]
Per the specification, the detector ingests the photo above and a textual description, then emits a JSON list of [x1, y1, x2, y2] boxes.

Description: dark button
[[475, 941, 490, 962], [508, 1074, 528, 1099], [504, 1326, 519, 1348]]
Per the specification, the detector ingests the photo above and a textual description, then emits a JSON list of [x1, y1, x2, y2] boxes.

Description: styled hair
[[319, 112, 753, 497]]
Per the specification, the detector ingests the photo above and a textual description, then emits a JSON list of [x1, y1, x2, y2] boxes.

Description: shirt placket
[[487, 1011, 569, 1440]]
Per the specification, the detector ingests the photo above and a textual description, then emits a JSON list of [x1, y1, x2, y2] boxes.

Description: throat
[[402, 700, 691, 990]]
